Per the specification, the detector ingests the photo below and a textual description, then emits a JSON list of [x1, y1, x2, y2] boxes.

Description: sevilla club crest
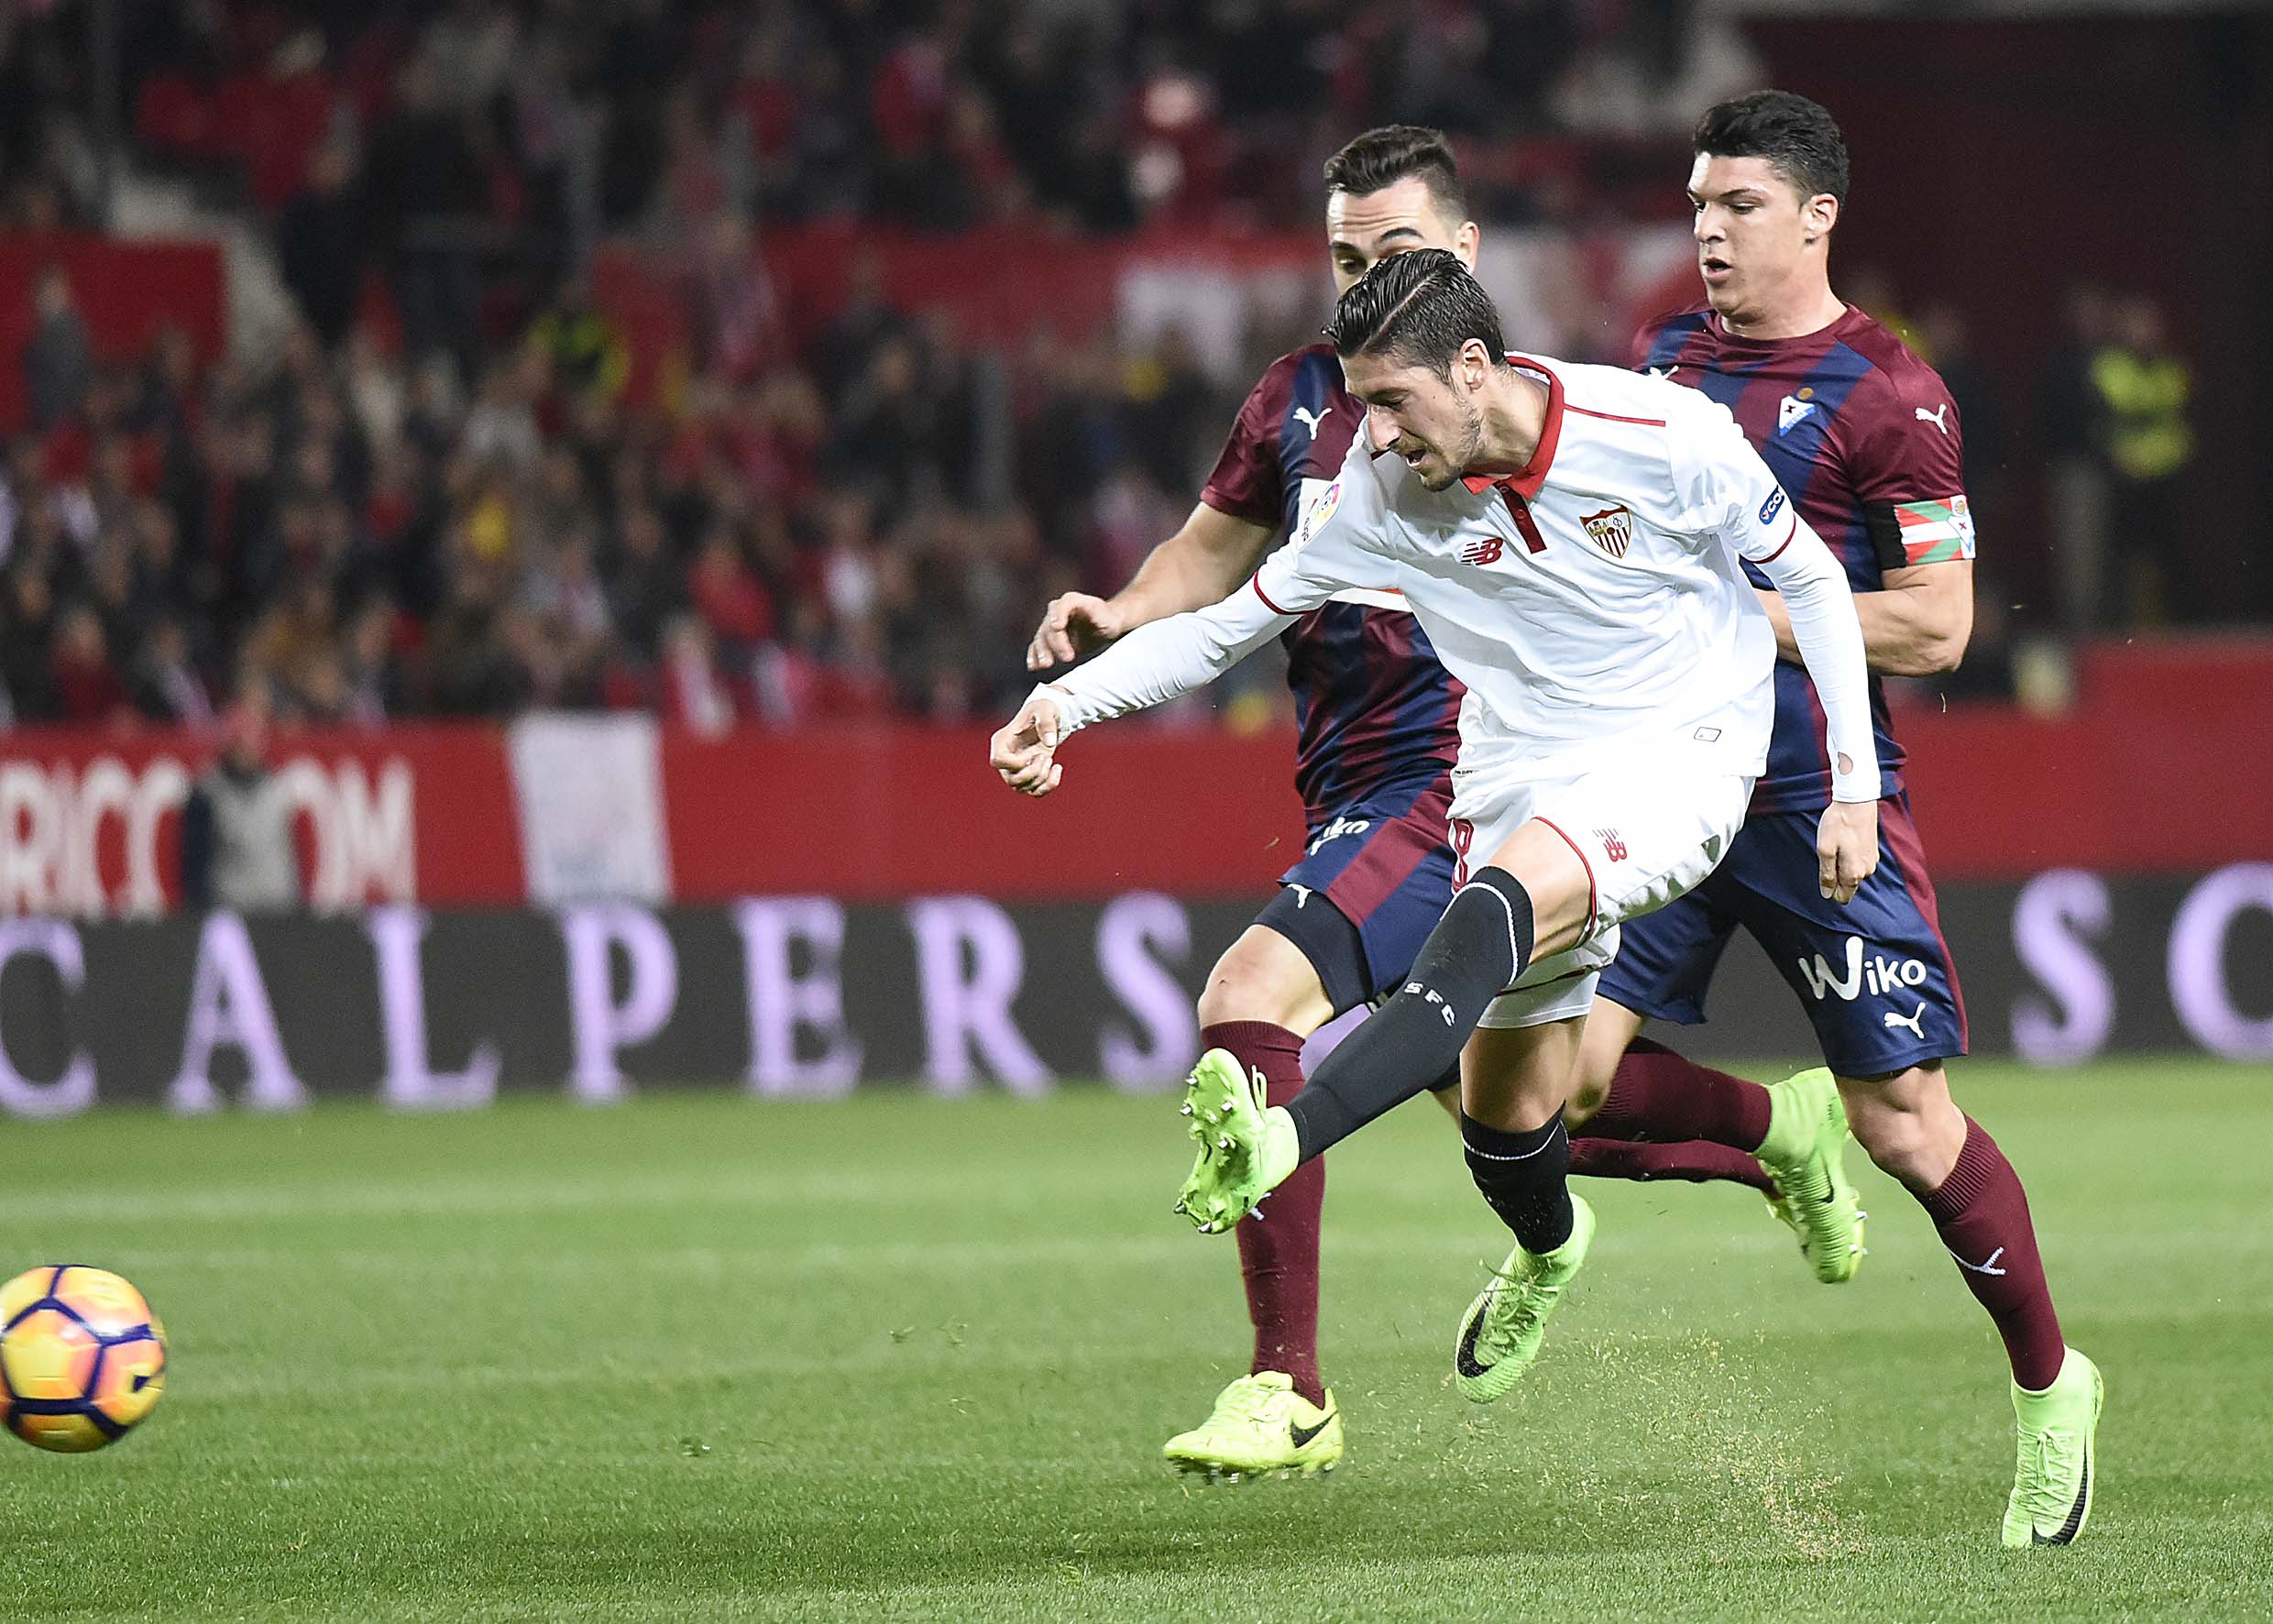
[[1580, 504, 1632, 559]]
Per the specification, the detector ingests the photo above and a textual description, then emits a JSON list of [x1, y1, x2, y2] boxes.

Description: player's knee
[[1198, 935, 1326, 1030], [1841, 1067, 1960, 1185], [1563, 1070, 1609, 1129], [1563, 1027, 1626, 1128]]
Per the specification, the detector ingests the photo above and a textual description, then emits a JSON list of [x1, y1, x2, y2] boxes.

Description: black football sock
[[1282, 867, 1533, 1161], [1462, 1113, 1575, 1255]]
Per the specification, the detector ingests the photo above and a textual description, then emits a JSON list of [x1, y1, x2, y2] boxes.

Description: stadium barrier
[[6, 643, 2273, 918], [0, 869, 2267, 1117]]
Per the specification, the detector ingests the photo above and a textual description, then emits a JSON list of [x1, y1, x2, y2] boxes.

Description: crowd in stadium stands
[[0, 1, 2202, 731]]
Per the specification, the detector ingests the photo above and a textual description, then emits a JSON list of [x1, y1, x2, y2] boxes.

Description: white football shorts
[[1445, 750, 1755, 1029]]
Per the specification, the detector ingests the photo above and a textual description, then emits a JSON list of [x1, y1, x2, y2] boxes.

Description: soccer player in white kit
[[991, 249, 1883, 1393]]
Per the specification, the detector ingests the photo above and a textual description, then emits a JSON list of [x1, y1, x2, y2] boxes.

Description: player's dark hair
[[1323, 248, 1505, 377], [1693, 90, 1850, 206], [1323, 125, 1467, 219]]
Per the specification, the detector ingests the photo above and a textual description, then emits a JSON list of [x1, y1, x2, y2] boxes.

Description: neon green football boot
[[1175, 1049, 1300, 1234], [1162, 1373, 1344, 1480], [1755, 1067, 1865, 1284], [1453, 1193, 1596, 1402], [2003, 1347, 2103, 1548]]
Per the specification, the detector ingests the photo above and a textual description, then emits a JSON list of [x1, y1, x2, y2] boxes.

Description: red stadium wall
[[4, 639, 2272, 916]]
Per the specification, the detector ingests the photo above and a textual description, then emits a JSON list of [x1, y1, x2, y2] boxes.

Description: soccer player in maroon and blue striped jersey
[[1026, 127, 1486, 1477], [1566, 91, 2102, 1547]]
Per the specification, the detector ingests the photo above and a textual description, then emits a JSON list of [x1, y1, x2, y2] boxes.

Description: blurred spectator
[[686, 213, 780, 383], [658, 612, 736, 735], [2040, 286, 2113, 634], [131, 614, 217, 727], [526, 278, 631, 406], [2091, 295, 2194, 625], [1916, 302, 2004, 577], [279, 138, 368, 351], [49, 603, 130, 726], [365, 57, 490, 373], [180, 706, 302, 913], [340, 597, 404, 722], [605, 502, 683, 661], [24, 266, 93, 430]]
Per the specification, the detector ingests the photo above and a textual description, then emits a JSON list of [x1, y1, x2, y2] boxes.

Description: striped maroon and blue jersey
[[1633, 303, 1975, 814], [1201, 343, 1462, 822]]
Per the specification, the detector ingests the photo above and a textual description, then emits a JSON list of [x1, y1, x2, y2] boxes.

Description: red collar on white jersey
[[1459, 355, 1565, 502]]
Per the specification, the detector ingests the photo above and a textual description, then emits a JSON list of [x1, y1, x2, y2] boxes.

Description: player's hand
[[1027, 593, 1126, 670], [990, 691, 1065, 796], [1817, 800, 1880, 905]]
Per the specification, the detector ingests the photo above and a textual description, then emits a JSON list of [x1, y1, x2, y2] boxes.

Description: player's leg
[[1564, 888, 1783, 1195], [1163, 917, 1343, 1478], [1568, 1030, 1778, 1191], [1560, 828, 1862, 1278], [1839, 1059, 2099, 1545], [1453, 1004, 1598, 1400], [1200, 818, 1589, 1204], [1165, 791, 1461, 1476], [1812, 802, 2096, 1543], [1178, 763, 1750, 1229], [1195, 920, 1334, 1396]]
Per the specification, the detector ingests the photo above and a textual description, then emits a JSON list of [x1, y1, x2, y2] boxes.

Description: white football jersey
[[1258, 356, 1803, 783], [1046, 352, 1879, 805]]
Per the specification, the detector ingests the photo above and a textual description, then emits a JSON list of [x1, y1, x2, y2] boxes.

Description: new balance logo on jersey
[[1307, 816, 1371, 855], [1580, 505, 1632, 559], [1459, 536, 1506, 566], [1778, 392, 1817, 435], [1291, 404, 1331, 441], [1915, 403, 1951, 435], [1795, 937, 1930, 1002], [1595, 828, 1629, 862], [1884, 1002, 1927, 1039]]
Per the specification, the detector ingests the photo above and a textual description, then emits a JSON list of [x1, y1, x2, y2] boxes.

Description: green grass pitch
[[3, 1059, 2270, 1620]]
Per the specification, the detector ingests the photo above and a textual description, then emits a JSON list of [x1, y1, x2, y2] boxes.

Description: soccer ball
[[0, 1267, 168, 1453]]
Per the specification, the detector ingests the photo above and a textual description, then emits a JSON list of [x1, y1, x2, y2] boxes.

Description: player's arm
[[1027, 501, 1274, 669], [1760, 371, 1979, 675], [1749, 513, 1883, 902], [1754, 558, 1971, 676], [1675, 403, 1880, 901], [994, 579, 1296, 796], [994, 468, 1382, 796]]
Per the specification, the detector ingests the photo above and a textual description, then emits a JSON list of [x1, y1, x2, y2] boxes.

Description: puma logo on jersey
[[1291, 404, 1331, 440], [1883, 1002, 1927, 1039], [1915, 403, 1951, 435], [1287, 883, 1313, 909]]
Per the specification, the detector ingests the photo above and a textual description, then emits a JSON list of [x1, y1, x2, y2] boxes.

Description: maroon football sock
[[1588, 1037, 1774, 1152], [1917, 1117, 2068, 1391], [1203, 1020, 1327, 1407], [1568, 1135, 1776, 1193]]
